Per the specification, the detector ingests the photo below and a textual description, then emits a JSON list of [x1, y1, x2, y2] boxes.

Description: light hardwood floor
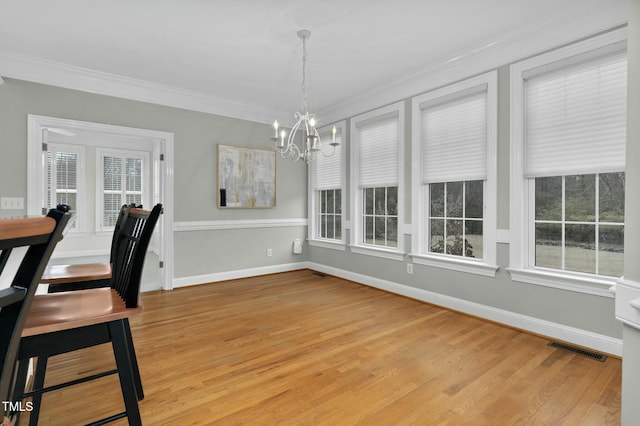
[[27, 270, 621, 425]]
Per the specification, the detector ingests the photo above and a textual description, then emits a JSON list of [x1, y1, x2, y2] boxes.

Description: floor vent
[[312, 271, 327, 277], [548, 341, 607, 362]]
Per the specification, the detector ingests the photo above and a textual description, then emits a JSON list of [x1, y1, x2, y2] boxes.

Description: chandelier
[[272, 29, 338, 163]]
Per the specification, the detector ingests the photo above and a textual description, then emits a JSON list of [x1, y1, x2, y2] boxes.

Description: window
[[411, 72, 497, 274], [363, 186, 397, 247], [318, 189, 342, 240], [429, 181, 483, 258], [98, 149, 149, 231], [534, 173, 624, 277], [45, 143, 84, 231], [510, 29, 627, 295], [351, 102, 404, 259], [309, 123, 345, 246]]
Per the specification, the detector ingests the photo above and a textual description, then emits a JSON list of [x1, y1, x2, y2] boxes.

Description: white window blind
[[99, 150, 147, 229], [313, 130, 343, 190], [421, 88, 487, 183], [524, 50, 627, 177], [358, 115, 399, 187]]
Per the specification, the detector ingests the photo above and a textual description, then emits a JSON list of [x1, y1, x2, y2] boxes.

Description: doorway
[[27, 115, 174, 291]]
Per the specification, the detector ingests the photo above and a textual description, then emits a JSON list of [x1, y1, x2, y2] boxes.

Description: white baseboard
[[172, 262, 308, 288], [307, 262, 623, 357], [172, 261, 622, 356]]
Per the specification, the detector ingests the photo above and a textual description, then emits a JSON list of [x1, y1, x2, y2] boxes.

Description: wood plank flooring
[[26, 270, 621, 425]]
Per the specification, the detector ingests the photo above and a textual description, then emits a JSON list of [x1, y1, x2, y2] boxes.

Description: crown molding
[[0, 2, 627, 127], [318, 3, 628, 124], [0, 49, 286, 125]]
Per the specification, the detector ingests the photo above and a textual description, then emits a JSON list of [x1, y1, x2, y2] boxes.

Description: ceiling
[[0, 0, 628, 125]]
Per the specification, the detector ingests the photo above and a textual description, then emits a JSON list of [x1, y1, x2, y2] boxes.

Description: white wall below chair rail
[[173, 218, 307, 232]]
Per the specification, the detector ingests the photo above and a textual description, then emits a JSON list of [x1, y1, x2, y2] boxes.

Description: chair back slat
[[0, 207, 70, 420], [111, 204, 162, 308]]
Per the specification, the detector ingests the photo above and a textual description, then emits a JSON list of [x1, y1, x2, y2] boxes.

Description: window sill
[[410, 254, 499, 277], [506, 267, 616, 298], [349, 245, 405, 261], [308, 239, 347, 251]]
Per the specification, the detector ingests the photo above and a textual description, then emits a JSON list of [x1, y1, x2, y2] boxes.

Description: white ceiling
[[0, 0, 628, 125]]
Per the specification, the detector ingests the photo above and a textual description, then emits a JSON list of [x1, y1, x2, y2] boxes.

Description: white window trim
[[96, 147, 151, 233], [308, 121, 347, 250], [410, 71, 498, 276], [46, 141, 86, 234], [509, 28, 626, 296], [350, 102, 405, 256]]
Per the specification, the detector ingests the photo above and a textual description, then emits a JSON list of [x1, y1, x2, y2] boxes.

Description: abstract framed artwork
[[217, 144, 276, 208]]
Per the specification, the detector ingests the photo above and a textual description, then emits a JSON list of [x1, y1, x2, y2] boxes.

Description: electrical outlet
[[266, 248, 273, 257], [1, 197, 24, 210], [407, 263, 413, 274]]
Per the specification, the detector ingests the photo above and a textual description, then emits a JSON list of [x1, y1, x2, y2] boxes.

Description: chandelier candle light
[[272, 29, 339, 163]]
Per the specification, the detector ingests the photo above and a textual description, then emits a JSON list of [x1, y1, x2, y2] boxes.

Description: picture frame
[[217, 144, 276, 208]]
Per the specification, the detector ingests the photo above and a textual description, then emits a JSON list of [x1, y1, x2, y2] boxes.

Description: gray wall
[[307, 51, 624, 340], [0, 78, 308, 284]]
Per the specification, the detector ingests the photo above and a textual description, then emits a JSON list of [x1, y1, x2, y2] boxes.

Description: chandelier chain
[[301, 33, 308, 113]]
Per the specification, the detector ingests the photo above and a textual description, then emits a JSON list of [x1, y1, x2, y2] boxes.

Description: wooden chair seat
[[40, 262, 112, 284], [23, 288, 141, 337]]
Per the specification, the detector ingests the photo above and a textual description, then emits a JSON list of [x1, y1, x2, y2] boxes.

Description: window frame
[[410, 71, 498, 277], [509, 28, 627, 297], [350, 102, 405, 261], [96, 147, 150, 233], [308, 121, 347, 250]]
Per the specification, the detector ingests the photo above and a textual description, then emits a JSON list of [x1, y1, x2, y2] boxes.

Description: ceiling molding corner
[[0, 49, 283, 125]]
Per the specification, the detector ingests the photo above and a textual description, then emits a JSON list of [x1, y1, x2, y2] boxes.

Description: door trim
[[27, 114, 174, 290]]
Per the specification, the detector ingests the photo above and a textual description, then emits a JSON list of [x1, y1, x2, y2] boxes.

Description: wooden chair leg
[[109, 320, 142, 426], [123, 318, 144, 401], [28, 357, 47, 426]]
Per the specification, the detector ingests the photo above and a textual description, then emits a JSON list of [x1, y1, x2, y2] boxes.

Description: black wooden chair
[[0, 207, 71, 426], [41, 203, 138, 293], [15, 204, 161, 426], [35, 204, 146, 403]]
